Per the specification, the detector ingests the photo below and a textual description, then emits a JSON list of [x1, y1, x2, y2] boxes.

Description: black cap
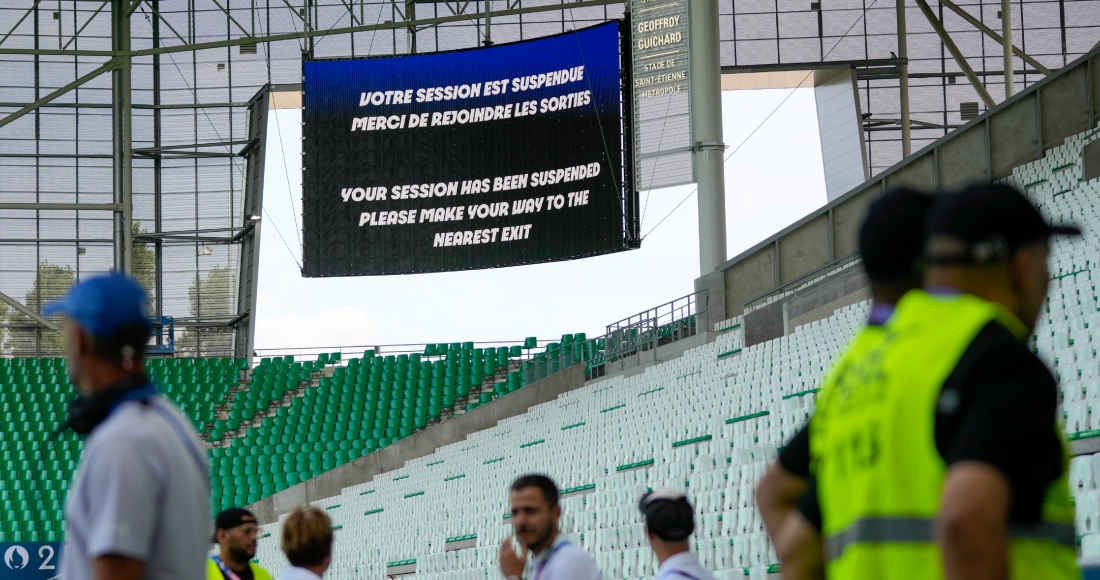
[[214, 507, 257, 541], [859, 187, 936, 281], [925, 182, 1081, 265], [638, 489, 694, 541]]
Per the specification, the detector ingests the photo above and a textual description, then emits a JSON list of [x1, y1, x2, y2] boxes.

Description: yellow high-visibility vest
[[207, 557, 274, 580], [810, 290, 1078, 580]]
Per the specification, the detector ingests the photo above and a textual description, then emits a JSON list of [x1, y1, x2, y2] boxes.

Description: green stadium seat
[[5, 331, 569, 541]]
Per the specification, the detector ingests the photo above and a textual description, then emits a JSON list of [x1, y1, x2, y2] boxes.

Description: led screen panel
[[302, 21, 636, 276]]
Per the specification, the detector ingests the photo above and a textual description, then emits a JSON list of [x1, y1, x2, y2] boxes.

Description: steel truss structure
[[0, 0, 625, 358], [0, 0, 1096, 356], [718, 0, 1100, 174]]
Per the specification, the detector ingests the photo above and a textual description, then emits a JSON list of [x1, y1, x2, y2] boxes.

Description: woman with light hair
[[280, 507, 334, 580]]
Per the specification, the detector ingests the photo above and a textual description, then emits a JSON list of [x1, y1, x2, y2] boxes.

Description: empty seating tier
[[208, 345, 524, 515], [250, 124, 1100, 579], [248, 300, 861, 578], [0, 356, 245, 542], [10, 122, 1100, 576]]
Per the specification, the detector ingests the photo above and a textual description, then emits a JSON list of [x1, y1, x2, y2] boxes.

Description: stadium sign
[[0, 543, 62, 580], [301, 22, 637, 276], [630, 0, 693, 190]]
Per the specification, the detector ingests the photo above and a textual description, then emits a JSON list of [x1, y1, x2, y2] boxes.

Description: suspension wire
[[640, 0, 880, 240]]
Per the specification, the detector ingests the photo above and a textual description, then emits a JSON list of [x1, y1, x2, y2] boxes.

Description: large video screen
[[301, 21, 636, 277]]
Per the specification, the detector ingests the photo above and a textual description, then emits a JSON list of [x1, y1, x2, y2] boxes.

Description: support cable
[[642, 0, 881, 240], [138, 4, 305, 271], [271, 108, 303, 251], [259, 12, 307, 260]]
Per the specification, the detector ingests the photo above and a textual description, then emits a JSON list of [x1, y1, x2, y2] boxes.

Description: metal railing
[[147, 317, 176, 355], [252, 339, 557, 366], [603, 289, 705, 362], [743, 252, 862, 315], [521, 289, 708, 383]]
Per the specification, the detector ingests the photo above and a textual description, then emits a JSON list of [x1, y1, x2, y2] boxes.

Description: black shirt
[[780, 320, 1063, 530], [778, 426, 812, 478]]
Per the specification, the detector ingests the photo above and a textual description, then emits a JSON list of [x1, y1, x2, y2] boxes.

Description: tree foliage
[[133, 221, 155, 293], [0, 221, 155, 355], [0, 260, 76, 355], [177, 265, 236, 356]]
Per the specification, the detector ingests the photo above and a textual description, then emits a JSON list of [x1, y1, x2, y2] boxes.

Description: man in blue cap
[[48, 273, 211, 580]]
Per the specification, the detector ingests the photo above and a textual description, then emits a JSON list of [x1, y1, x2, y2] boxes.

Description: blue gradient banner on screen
[[301, 21, 634, 276]]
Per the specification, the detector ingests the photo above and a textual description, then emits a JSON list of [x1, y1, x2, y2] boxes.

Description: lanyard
[[147, 399, 210, 488], [532, 540, 569, 580], [212, 556, 244, 580], [867, 302, 895, 326]]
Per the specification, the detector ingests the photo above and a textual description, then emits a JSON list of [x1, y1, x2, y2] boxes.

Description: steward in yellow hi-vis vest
[[207, 557, 274, 580], [809, 182, 1084, 580], [811, 290, 1077, 579], [758, 188, 935, 576], [209, 508, 274, 580]]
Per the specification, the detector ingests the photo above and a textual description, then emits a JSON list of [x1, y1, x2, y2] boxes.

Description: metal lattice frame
[[0, 0, 1097, 356], [718, 0, 1100, 174], [0, 0, 625, 357]]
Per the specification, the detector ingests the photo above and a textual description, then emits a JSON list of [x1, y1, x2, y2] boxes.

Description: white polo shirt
[[526, 533, 601, 580], [280, 566, 323, 580], [61, 394, 210, 580], [655, 551, 717, 580]]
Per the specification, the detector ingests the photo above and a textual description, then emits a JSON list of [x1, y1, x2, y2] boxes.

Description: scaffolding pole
[[915, 0, 995, 107], [1002, 0, 1014, 96], [112, 0, 133, 275], [897, 0, 912, 157], [407, 0, 417, 53], [0, 59, 116, 131], [0, 290, 61, 333]]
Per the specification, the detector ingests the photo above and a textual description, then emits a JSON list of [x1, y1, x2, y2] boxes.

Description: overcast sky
[[252, 88, 827, 354]]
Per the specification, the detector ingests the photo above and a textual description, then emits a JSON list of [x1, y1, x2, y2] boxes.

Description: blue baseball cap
[[43, 273, 151, 337]]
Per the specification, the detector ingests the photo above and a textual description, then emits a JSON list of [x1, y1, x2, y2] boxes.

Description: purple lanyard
[[533, 540, 569, 580], [212, 556, 243, 580]]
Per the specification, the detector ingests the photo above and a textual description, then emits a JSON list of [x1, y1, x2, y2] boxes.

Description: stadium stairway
[[209, 343, 546, 515], [2, 337, 604, 541], [246, 124, 1100, 579], [206, 354, 338, 445]]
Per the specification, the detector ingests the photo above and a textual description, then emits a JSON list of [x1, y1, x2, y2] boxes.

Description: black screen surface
[[301, 21, 635, 276]]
